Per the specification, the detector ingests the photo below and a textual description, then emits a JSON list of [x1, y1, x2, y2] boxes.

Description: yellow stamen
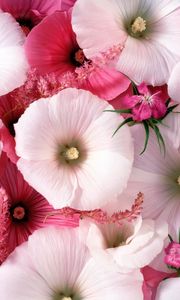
[[131, 16, 146, 34], [62, 298, 72, 300], [65, 147, 79, 161]]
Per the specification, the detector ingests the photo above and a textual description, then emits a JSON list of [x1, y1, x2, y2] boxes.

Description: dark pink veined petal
[[25, 11, 77, 75]]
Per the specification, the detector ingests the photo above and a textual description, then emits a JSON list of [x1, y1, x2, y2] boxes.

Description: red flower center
[[74, 49, 85, 65], [12, 206, 26, 220]]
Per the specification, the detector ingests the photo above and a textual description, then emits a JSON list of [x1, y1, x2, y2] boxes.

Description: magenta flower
[[164, 242, 180, 269], [0, 151, 78, 264], [0, 0, 69, 35], [25, 11, 130, 100], [122, 83, 167, 121]]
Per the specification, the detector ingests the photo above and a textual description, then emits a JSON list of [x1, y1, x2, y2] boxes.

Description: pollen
[[64, 147, 79, 161], [62, 298, 72, 300], [131, 16, 146, 34]]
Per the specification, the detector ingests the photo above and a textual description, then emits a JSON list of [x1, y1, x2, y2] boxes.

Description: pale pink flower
[[0, 151, 78, 264], [25, 11, 130, 100], [79, 216, 167, 272], [0, 226, 144, 300], [15, 88, 134, 210], [168, 62, 180, 103], [0, 11, 28, 95], [72, 0, 180, 85], [155, 278, 180, 300]]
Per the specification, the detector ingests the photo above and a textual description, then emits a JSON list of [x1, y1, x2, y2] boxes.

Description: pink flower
[[25, 11, 130, 100], [0, 0, 68, 35], [15, 88, 134, 210], [164, 242, 180, 269], [0, 226, 144, 300], [0, 11, 28, 95], [121, 83, 167, 121], [0, 151, 78, 264], [72, 0, 180, 85]]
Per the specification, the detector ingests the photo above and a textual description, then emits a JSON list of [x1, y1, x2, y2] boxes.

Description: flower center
[[62, 298, 72, 300], [131, 17, 146, 34], [177, 176, 180, 185], [17, 18, 34, 35], [64, 147, 79, 161], [12, 206, 26, 220], [74, 49, 85, 65]]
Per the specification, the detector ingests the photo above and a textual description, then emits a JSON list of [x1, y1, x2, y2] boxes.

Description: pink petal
[[81, 66, 130, 100], [132, 102, 152, 121], [25, 11, 76, 75]]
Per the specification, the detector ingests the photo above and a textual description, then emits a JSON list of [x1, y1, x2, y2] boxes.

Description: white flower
[[15, 88, 133, 210], [72, 0, 180, 85], [79, 216, 168, 272], [0, 11, 28, 95], [0, 226, 144, 300]]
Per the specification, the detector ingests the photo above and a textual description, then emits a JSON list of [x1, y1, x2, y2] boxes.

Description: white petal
[[77, 259, 143, 300], [17, 158, 78, 209], [28, 227, 90, 290], [168, 62, 180, 103], [156, 278, 180, 300], [0, 12, 28, 95]]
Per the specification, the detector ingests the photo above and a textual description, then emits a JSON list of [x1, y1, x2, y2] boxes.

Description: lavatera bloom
[[15, 88, 133, 210], [72, 0, 180, 85], [79, 216, 168, 272], [0, 226, 144, 300]]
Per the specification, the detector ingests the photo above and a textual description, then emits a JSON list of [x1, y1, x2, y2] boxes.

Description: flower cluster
[[0, 0, 180, 299]]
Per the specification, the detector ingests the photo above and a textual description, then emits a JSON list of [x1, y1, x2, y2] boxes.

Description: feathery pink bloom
[[0, 152, 78, 264], [0, 11, 28, 95], [15, 88, 134, 210], [53, 192, 144, 224], [72, 0, 180, 85], [25, 11, 130, 100], [0, 226, 144, 300], [120, 82, 167, 121], [0, 0, 68, 35], [164, 242, 180, 269]]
